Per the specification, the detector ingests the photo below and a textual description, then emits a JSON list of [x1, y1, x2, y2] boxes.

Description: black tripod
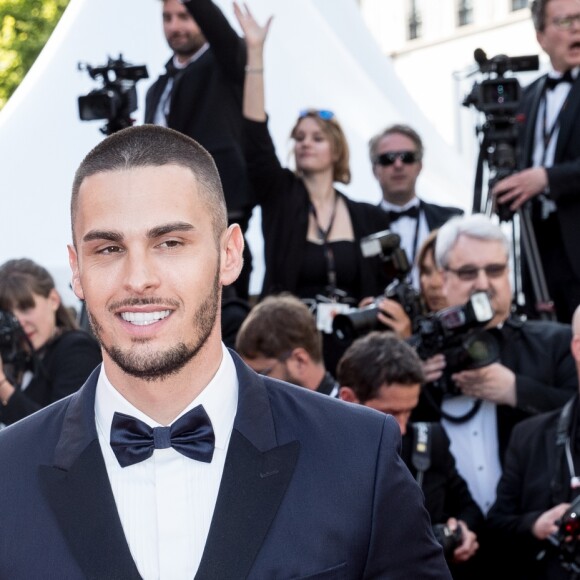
[[472, 125, 556, 321]]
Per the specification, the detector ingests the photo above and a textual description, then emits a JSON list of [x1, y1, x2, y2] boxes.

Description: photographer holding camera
[[486, 304, 580, 579], [413, 213, 578, 515], [0, 259, 101, 426], [337, 332, 483, 580], [491, 0, 580, 324]]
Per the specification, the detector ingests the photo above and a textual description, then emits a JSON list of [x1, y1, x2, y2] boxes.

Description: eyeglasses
[[374, 151, 420, 167], [298, 109, 335, 121], [551, 13, 580, 29], [445, 262, 508, 281]]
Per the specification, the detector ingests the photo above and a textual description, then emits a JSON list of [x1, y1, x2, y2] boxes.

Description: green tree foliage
[[0, 0, 70, 110]]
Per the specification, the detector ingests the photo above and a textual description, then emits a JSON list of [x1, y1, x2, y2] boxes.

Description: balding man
[[487, 304, 580, 579]]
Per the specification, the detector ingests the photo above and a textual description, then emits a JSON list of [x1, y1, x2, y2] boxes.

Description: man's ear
[[67, 244, 85, 301], [338, 386, 359, 403], [572, 335, 580, 364], [220, 224, 244, 287]]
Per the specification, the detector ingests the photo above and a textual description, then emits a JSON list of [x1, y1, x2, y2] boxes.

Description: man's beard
[[87, 268, 221, 381]]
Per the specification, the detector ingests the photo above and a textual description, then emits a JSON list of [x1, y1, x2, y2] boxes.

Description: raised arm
[[233, 2, 272, 122]]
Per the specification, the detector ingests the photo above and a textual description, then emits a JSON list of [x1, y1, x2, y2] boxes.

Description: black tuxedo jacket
[[144, 0, 254, 217], [0, 351, 451, 579], [486, 396, 580, 579], [419, 200, 463, 231], [519, 73, 580, 279]]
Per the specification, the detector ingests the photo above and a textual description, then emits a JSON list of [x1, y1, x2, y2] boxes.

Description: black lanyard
[[309, 193, 339, 292], [541, 90, 569, 165]]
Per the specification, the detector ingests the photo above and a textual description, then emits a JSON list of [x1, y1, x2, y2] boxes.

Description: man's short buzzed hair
[[70, 125, 227, 243]]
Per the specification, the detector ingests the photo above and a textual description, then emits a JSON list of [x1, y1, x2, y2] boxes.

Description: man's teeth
[[120, 310, 170, 326]]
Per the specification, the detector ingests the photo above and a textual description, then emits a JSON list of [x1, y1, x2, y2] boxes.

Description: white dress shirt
[[95, 343, 238, 580], [380, 198, 428, 288], [441, 397, 501, 515]]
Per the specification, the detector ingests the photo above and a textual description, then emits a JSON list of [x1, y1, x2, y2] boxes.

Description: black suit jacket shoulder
[[0, 329, 101, 426], [420, 200, 464, 230]]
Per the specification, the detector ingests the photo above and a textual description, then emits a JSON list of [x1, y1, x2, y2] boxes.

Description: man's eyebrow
[[82, 230, 123, 243], [147, 222, 195, 238], [81, 222, 195, 244]]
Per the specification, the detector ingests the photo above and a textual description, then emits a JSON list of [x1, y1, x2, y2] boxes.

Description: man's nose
[[123, 253, 161, 294]]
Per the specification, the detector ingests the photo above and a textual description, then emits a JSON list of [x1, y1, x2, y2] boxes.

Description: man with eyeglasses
[[369, 124, 463, 288], [492, 0, 580, 324], [235, 294, 339, 397], [412, 212, 578, 576], [414, 213, 577, 512]]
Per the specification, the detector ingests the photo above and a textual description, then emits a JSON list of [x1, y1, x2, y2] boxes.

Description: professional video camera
[[463, 49, 539, 220], [77, 54, 149, 136], [549, 495, 580, 574], [0, 310, 29, 369], [408, 292, 500, 396], [332, 230, 423, 343]]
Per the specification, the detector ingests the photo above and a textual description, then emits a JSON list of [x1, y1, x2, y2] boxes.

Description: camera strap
[[411, 422, 432, 489]]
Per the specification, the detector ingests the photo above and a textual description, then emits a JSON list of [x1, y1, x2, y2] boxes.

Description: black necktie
[[386, 205, 420, 223], [110, 405, 215, 468], [545, 70, 574, 91]]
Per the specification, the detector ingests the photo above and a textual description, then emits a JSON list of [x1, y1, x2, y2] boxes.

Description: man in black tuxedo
[[415, 213, 578, 515], [145, 0, 254, 300], [337, 331, 483, 580], [0, 125, 452, 579], [492, 0, 580, 323], [369, 123, 463, 288], [486, 304, 580, 579]]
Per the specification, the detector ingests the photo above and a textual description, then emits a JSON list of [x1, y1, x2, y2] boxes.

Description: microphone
[[474, 48, 488, 66]]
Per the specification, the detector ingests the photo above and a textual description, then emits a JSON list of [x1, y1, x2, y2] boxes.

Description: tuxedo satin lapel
[[555, 78, 580, 161], [39, 440, 141, 580], [38, 366, 141, 580], [521, 78, 546, 167], [194, 351, 300, 579], [195, 431, 299, 579]]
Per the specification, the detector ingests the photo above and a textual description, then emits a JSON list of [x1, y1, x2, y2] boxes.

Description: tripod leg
[[517, 205, 556, 321]]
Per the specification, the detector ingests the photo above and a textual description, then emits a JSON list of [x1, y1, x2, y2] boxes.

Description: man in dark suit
[[415, 213, 578, 515], [337, 331, 483, 580], [492, 0, 580, 323], [486, 304, 580, 579], [369, 123, 463, 288], [0, 125, 452, 579], [145, 0, 254, 300]]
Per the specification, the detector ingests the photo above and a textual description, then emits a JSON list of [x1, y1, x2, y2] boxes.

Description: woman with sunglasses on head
[[0, 258, 102, 426], [233, 4, 390, 310]]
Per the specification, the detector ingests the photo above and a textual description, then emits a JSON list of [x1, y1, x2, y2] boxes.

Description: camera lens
[[332, 306, 382, 343]]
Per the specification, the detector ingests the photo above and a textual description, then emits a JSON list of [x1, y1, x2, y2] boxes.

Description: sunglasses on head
[[299, 109, 335, 121], [374, 151, 420, 167], [445, 263, 508, 281]]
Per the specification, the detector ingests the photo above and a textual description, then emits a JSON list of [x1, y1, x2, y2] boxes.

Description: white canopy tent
[[0, 0, 472, 304]]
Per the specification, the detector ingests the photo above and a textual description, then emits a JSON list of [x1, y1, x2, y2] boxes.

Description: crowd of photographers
[[4, 0, 580, 576]]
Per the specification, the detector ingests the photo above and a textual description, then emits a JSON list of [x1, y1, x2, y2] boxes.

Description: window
[[511, 0, 528, 10], [458, 0, 474, 26], [408, 0, 422, 40]]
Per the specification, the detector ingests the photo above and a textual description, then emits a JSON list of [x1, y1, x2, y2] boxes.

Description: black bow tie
[[386, 205, 420, 222], [110, 405, 215, 468], [545, 70, 574, 91]]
